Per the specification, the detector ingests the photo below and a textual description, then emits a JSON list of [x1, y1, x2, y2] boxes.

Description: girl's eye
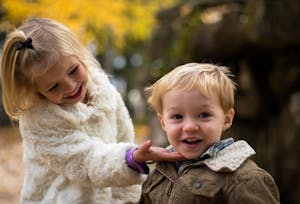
[[47, 84, 58, 92], [69, 66, 78, 75], [171, 114, 182, 120]]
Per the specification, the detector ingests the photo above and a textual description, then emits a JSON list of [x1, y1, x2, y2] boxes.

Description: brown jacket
[[140, 141, 280, 204]]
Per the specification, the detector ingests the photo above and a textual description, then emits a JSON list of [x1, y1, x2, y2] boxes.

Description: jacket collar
[[203, 140, 256, 172], [174, 138, 234, 173], [158, 140, 256, 175]]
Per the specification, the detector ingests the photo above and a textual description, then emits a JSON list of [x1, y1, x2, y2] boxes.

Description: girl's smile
[[65, 84, 83, 100]]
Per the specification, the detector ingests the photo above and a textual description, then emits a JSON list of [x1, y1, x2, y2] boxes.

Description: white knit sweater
[[19, 64, 145, 204]]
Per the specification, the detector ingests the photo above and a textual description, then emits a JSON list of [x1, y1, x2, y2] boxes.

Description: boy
[[140, 63, 280, 204]]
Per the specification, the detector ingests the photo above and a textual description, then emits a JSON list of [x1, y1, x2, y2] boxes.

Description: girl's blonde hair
[[145, 63, 237, 114], [1, 17, 100, 119]]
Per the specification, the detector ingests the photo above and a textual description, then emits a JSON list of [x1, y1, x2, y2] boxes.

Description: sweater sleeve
[[19, 106, 145, 188]]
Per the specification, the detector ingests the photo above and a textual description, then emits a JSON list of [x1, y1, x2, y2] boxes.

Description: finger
[[160, 152, 185, 161], [138, 140, 152, 153], [169, 153, 186, 161]]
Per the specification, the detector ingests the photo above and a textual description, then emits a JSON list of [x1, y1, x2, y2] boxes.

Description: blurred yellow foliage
[[1, 0, 179, 52]]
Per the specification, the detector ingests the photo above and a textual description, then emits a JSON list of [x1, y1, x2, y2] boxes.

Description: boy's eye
[[199, 112, 210, 118], [47, 84, 58, 92], [171, 114, 183, 120]]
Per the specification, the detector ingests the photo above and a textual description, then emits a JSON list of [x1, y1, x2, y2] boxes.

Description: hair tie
[[16, 37, 34, 51]]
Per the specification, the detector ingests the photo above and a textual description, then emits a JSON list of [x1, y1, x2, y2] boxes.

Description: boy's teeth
[[186, 138, 198, 142], [183, 138, 201, 144]]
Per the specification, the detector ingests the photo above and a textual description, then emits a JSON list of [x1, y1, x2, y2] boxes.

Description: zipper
[[167, 182, 174, 196]]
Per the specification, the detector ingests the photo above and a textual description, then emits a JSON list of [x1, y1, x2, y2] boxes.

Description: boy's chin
[[180, 152, 203, 160]]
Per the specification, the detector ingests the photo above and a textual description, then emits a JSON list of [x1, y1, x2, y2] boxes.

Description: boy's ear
[[223, 108, 235, 131], [157, 113, 166, 131]]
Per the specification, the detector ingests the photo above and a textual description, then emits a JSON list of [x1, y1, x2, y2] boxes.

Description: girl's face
[[158, 89, 234, 160], [35, 55, 88, 106]]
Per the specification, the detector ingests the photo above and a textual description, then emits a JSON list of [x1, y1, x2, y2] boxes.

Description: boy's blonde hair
[[1, 17, 100, 119], [145, 63, 236, 114]]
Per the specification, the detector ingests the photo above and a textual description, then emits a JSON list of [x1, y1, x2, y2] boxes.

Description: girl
[[0, 17, 183, 204]]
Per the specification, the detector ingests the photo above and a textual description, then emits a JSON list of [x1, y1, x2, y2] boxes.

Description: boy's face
[[35, 55, 88, 106], [158, 89, 234, 160]]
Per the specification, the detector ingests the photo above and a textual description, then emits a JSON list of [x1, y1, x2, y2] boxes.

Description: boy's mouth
[[182, 138, 202, 144]]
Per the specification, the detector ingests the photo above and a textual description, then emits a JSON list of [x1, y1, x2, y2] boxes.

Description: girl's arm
[[20, 109, 144, 188], [20, 106, 183, 188]]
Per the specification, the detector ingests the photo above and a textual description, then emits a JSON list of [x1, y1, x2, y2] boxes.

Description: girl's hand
[[133, 140, 185, 163]]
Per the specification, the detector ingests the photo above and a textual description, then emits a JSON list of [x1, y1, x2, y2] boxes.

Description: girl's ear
[[223, 108, 235, 131], [157, 113, 166, 131]]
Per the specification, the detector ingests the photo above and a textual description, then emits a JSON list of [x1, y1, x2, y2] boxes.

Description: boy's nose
[[183, 118, 199, 132]]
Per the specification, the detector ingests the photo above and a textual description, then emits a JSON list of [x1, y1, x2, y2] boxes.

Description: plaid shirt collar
[[201, 137, 234, 159]]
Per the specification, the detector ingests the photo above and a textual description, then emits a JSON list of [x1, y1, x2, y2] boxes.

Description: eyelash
[[69, 66, 78, 74], [48, 84, 58, 92], [171, 114, 182, 120], [170, 112, 211, 120], [199, 112, 210, 118]]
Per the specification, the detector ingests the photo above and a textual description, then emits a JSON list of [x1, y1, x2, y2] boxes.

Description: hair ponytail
[[1, 31, 34, 119]]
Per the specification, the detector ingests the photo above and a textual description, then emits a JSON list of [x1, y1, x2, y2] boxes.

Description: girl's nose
[[183, 118, 199, 132], [63, 78, 76, 93]]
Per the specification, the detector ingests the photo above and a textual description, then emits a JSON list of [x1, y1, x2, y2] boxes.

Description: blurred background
[[0, 0, 299, 203]]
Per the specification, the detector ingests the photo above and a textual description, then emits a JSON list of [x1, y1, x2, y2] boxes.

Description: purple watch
[[125, 147, 149, 174]]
